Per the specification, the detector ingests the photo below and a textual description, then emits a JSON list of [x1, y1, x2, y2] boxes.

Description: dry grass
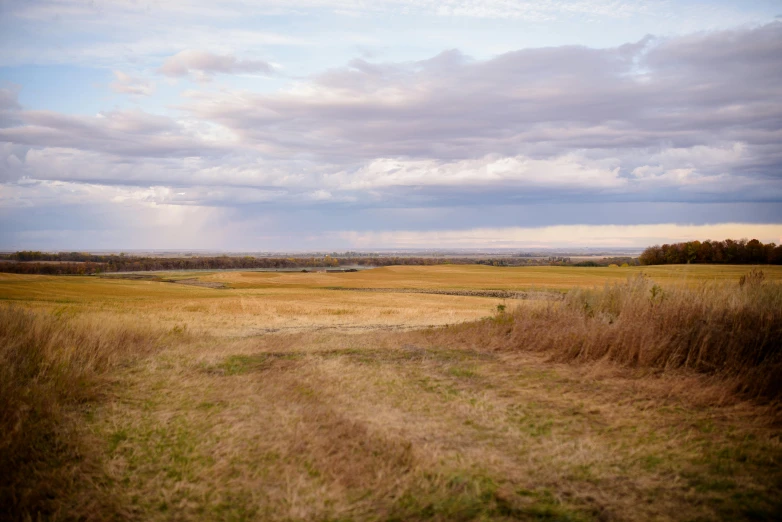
[[0, 274, 505, 336], [86, 331, 782, 521], [0, 306, 177, 520], [4, 264, 780, 337], [423, 274, 782, 401], [201, 264, 782, 290], [2, 266, 782, 521]]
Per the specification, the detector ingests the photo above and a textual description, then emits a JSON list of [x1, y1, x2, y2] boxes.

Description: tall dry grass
[[428, 273, 782, 401], [0, 306, 172, 520]]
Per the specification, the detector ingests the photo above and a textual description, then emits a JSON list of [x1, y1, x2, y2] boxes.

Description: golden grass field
[[2, 264, 780, 336], [202, 263, 782, 290], [2, 265, 782, 521]]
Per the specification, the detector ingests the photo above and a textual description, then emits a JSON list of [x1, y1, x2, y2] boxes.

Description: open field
[[2, 265, 781, 521], [0, 272, 515, 336], [199, 264, 782, 290], [2, 265, 780, 336]]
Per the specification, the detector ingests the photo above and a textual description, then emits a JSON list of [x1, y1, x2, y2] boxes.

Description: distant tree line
[[0, 252, 642, 275], [6, 240, 778, 275], [476, 256, 584, 266], [639, 239, 782, 265], [0, 254, 435, 274]]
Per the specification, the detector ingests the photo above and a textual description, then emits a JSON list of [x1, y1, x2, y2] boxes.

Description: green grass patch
[[389, 473, 594, 521]]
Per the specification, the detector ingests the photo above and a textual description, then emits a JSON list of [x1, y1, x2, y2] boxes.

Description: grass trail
[[86, 332, 782, 521]]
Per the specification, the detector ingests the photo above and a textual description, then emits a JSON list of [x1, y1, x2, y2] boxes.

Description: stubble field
[[2, 265, 781, 521]]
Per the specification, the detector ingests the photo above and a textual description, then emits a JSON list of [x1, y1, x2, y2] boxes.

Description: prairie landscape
[[4, 1, 782, 520], [2, 264, 782, 521]]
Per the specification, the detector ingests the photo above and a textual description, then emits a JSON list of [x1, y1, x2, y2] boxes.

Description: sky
[[1, 0, 781, 251]]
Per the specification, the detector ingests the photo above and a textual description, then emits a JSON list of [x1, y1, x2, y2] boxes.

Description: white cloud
[[0, 178, 290, 210], [109, 71, 154, 96], [179, 24, 782, 178], [3, 1, 759, 23], [327, 154, 626, 190], [158, 50, 273, 81], [0, 108, 234, 159], [649, 143, 746, 169]]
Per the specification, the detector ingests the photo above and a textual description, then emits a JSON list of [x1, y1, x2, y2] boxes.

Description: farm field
[[2, 265, 782, 521]]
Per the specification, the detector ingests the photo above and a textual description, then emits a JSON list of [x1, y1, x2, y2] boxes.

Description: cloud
[[158, 50, 273, 81], [3, 4, 781, 250], [1, 23, 781, 241], [0, 180, 228, 250], [0, 88, 23, 131], [1, 1, 758, 23], [110, 71, 154, 96], [327, 154, 626, 190], [0, 88, 22, 112], [182, 22, 782, 178], [0, 109, 233, 160], [1, 0, 774, 73]]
